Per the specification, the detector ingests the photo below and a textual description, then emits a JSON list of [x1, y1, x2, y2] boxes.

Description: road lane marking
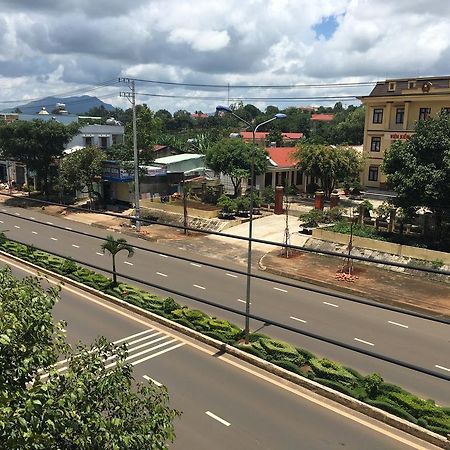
[[205, 411, 231, 427], [30, 217, 35, 220], [32, 231, 38, 234], [72, 244, 80, 248], [237, 299, 251, 305], [323, 301, 339, 308], [143, 375, 162, 387], [193, 284, 205, 290], [226, 273, 238, 278], [354, 337, 374, 346], [14, 225, 20, 229], [388, 321, 409, 329], [273, 287, 288, 293], [435, 365, 450, 372], [96, 252, 103, 256], [156, 272, 168, 277], [159, 254, 168, 258], [190, 262, 202, 267], [130, 342, 184, 366], [123, 261, 133, 266], [14, 212, 20, 216], [128, 332, 161, 346], [0, 220, 3, 223], [114, 329, 155, 344], [65, 227, 72, 231], [51, 237, 58, 241], [46, 221, 54, 225], [1, 208, 6, 212], [290, 316, 307, 324]]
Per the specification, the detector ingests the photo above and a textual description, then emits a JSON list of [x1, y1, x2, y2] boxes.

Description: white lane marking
[[96, 252, 103, 256], [123, 261, 133, 266], [130, 342, 184, 366], [205, 411, 231, 427], [30, 217, 35, 220], [156, 272, 168, 277], [65, 227, 72, 231], [46, 221, 54, 225], [237, 299, 251, 305], [32, 231, 38, 235], [273, 287, 288, 293], [159, 254, 168, 258], [388, 321, 409, 329], [14, 225, 20, 229], [143, 375, 162, 387], [354, 337, 375, 346], [128, 332, 161, 347], [51, 237, 58, 241], [290, 316, 307, 324], [1, 208, 6, 212], [323, 301, 339, 308], [72, 244, 80, 248], [190, 262, 202, 267], [226, 273, 238, 278], [114, 329, 155, 344], [14, 212, 20, 216], [193, 284, 205, 290], [0, 220, 3, 224], [435, 364, 450, 373]]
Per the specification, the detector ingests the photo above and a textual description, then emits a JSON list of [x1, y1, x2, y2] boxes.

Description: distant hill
[[3, 95, 115, 115]]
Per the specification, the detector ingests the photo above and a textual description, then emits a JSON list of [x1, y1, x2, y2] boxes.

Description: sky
[[1, 0, 450, 114]]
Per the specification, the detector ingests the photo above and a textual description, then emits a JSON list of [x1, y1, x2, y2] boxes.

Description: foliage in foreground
[[0, 237, 449, 437], [0, 267, 178, 450]]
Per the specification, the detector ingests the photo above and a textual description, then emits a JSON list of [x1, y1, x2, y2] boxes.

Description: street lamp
[[216, 105, 286, 343]]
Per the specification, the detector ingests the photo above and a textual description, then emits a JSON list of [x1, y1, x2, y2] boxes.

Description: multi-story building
[[359, 76, 450, 188]]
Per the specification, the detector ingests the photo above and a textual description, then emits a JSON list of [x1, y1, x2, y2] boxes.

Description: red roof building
[[311, 113, 334, 122], [239, 131, 303, 142], [266, 147, 298, 168]]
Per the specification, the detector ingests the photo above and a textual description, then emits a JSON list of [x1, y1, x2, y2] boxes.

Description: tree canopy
[[0, 266, 178, 449], [293, 143, 362, 198], [124, 105, 162, 152], [205, 138, 268, 197]]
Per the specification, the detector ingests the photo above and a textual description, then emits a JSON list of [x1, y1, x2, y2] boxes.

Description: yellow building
[[359, 76, 450, 189]]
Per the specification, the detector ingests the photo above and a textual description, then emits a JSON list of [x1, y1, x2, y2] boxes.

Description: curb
[[0, 250, 447, 449]]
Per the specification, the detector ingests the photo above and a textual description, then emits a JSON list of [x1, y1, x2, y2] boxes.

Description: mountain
[[3, 95, 116, 115]]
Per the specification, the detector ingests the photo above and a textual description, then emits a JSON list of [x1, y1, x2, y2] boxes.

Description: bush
[[309, 358, 356, 385], [162, 297, 180, 313], [235, 195, 250, 212], [262, 186, 275, 204], [233, 344, 266, 360], [271, 359, 302, 375], [421, 415, 450, 430], [387, 392, 444, 419], [217, 194, 236, 213], [60, 258, 78, 275], [259, 338, 303, 364], [298, 209, 324, 228], [364, 373, 384, 399], [295, 347, 315, 362], [313, 377, 356, 398], [366, 399, 417, 424], [427, 425, 450, 436]]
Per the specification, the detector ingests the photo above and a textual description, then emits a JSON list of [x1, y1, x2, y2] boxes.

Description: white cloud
[[168, 28, 230, 52]]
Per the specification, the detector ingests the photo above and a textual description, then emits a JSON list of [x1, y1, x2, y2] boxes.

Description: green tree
[[382, 113, 450, 236], [101, 235, 135, 284], [124, 104, 162, 152], [293, 144, 361, 199], [0, 267, 178, 449], [0, 119, 79, 197], [58, 146, 106, 206], [266, 130, 284, 147], [206, 138, 268, 197]]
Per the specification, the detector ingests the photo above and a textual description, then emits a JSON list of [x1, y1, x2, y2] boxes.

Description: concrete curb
[[0, 250, 447, 449]]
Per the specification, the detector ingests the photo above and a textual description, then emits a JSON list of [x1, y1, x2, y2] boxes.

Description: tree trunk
[[112, 255, 117, 284]]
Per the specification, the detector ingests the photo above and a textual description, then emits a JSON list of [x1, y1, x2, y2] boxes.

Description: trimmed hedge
[[365, 399, 418, 424], [309, 358, 356, 385]]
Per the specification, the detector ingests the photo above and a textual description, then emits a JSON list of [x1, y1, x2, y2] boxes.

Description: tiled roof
[[311, 114, 334, 122], [153, 144, 169, 152], [266, 147, 298, 168], [240, 132, 303, 140], [366, 76, 450, 97]]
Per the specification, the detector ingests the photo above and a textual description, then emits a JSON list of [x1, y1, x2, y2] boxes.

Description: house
[[237, 131, 304, 144], [152, 144, 182, 158], [358, 75, 450, 188], [66, 123, 124, 150], [311, 113, 334, 122]]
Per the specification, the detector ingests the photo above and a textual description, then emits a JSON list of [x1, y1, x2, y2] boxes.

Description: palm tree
[[101, 235, 134, 284]]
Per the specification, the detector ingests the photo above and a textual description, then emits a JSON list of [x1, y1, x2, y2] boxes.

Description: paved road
[[1, 204, 449, 406], [0, 256, 438, 450]]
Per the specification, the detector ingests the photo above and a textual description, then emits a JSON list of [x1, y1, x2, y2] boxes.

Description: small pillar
[[314, 191, 324, 210], [274, 186, 284, 215], [330, 192, 340, 208], [388, 208, 396, 233]]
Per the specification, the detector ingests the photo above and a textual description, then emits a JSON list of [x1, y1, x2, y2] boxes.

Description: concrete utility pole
[[119, 78, 141, 231]]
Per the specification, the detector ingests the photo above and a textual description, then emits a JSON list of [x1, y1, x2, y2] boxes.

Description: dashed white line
[[96, 252, 103, 256], [51, 237, 58, 241], [123, 261, 133, 266], [29, 217, 35, 220], [130, 342, 184, 366], [323, 301, 339, 308], [193, 284, 205, 290], [46, 221, 54, 225], [205, 411, 231, 427], [237, 299, 251, 305], [1, 209, 6, 212], [290, 316, 307, 324], [72, 244, 80, 248], [65, 227, 72, 231], [14, 212, 20, 216], [435, 364, 450, 373], [14, 225, 20, 229], [388, 321, 409, 329], [143, 375, 162, 387], [159, 254, 168, 258], [226, 273, 238, 278], [0, 220, 3, 224], [32, 231, 38, 235], [190, 262, 202, 267], [273, 287, 288, 293], [354, 337, 375, 347], [156, 272, 168, 277]]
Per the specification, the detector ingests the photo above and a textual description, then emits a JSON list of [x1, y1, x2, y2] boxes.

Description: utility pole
[[119, 78, 141, 231], [282, 185, 291, 258]]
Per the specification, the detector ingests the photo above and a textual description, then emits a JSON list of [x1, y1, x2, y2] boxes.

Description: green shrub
[[379, 382, 405, 395], [204, 330, 234, 343], [313, 377, 356, 398], [249, 333, 271, 342], [206, 318, 240, 340], [295, 347, 315, 362], [309, 358, 356, 385], [417, 418, 428, 428], [343, 366, 364, 381], [172, 317, 196, 330], [271, 359, 302, 375], [59, 258, 78, 275], [427, 425, 450, 436], [387, 392, 443, 419], [364, 373, 384, 399], [365, 399, 417, 424], [233, 344, 266, 360], [162, 297, 180, 313], [422, 415, 450, 430], [259, 338, 303, 364]]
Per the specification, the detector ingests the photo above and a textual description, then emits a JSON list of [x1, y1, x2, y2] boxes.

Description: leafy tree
[[382, 113, 450, 235], [58, 146, 106, 205], [124, 104, 162, 152], [206, 138, 268, 197], [101, 235, 134, 284], [0, 119, 79, 197], [293, 144, 361, 199], [0, 266, 178, 449], [266, 130, 283, 147], [155, 109, 173, 122], [84, 105, 111, 118]]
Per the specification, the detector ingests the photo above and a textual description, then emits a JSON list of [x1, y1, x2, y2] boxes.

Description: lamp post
[[216, 105, 286, 343]]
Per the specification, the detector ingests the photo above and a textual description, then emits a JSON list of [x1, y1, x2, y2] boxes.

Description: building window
[[372, 108, 383, 124], [295, 170, 303, 185], [368, 166, 379, 182], [265, 172, 273, 187], [84, 136, 93, 146], [388, 81, 396, 92], [370, 136, 381, 152], [441, 107, 450, 115], [395, 107, 405, 124], [99, 137, 108, 149], [419, 108, 431, 121], [408, 80, 416, 89]]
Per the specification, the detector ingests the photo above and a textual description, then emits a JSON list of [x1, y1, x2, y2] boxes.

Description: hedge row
[[1, 237, 449, 437]]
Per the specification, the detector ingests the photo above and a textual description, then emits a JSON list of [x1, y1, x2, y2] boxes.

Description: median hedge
[[1, 237, 449, 437]]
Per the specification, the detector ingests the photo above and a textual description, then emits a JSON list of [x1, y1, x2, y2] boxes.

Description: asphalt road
[[0, 256, 438, 450], [1, 204, 449, 406]]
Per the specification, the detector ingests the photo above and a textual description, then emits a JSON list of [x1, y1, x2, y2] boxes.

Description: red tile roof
[[282, 132, 303, 140], [311, 113, 334, 122], [191, 113, 209, 118], [266, 147, 298, 168], [240, 132, 303, 140], [153, 144, 169, 152]]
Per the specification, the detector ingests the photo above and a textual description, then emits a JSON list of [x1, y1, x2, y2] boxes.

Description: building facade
[[359, 76, 450, 188]]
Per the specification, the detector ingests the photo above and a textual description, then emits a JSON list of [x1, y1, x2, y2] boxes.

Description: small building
[[311, 113, 334, 122], [66, 124, 124, 150], [238, 131, 303, 144]]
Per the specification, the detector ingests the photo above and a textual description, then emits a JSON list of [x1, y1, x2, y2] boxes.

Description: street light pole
[[216, 106, 286, 343]]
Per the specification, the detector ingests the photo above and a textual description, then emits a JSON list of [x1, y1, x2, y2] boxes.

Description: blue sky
[[313, 15, 340, 40]]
